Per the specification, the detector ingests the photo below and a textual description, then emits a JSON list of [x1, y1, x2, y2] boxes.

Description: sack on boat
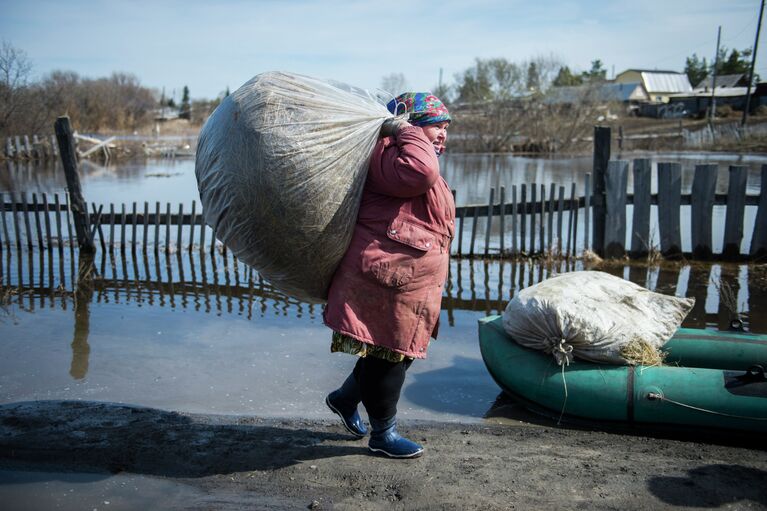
[[502, 271, 695, 366], [195, 71, 392, 303]]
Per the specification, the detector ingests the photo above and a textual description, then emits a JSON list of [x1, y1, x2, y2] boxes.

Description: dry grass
[[0, 286, 25, 323], [752, 264, 767, 291], [620, 337, 667, 366], [631, 229, 663, 265], [713, 278, 741, 319], [0, 286, 17, 308], [580, 249, 603, 264]]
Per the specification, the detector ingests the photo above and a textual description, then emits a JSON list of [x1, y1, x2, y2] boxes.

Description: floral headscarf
[[386, 92, 451, 126]]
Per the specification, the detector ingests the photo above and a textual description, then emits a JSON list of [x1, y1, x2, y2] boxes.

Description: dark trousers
[[336, 356, 413, 420]]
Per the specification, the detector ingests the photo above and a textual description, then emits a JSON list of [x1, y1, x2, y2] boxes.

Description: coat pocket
[[386, 218, 436, 252], [361, 220, 434, 289]]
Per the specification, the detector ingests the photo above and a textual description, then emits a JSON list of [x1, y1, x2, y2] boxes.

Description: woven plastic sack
[[502, 271, 695, 365], [196, 72, 392, 303]]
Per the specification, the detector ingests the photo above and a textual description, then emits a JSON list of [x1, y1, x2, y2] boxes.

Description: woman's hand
[[380, 118, 410, 138]]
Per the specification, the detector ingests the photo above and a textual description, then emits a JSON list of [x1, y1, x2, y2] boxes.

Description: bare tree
[[380, 72, 409, 97], [448, 55, 601, 153], [0, 40, 33, 136], [34, 70, 156, 133]]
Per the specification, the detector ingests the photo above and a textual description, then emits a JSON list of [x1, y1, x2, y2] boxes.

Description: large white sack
[[502, 271, 695, 365], [195, 72, 392, 303]]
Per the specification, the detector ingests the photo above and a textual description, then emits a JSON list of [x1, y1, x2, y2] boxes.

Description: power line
[[722, 17, 758, 46], [652, 17, 763, 69]]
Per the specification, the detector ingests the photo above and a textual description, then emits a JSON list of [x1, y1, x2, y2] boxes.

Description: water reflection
[[71, 256, 93, 379], [2, 248, 765, 340], [2, 249, 765, 331], [442, 152, 765, 205], [3, 153, 765, 209]]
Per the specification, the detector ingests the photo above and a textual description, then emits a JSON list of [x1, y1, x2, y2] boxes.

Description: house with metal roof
[[545, 82, 648, 104], [694, 73, 749, 91], [615, 69, 692, 102]]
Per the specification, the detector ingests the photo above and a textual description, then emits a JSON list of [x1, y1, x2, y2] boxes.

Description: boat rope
[[549, 337, 574, 366], [550, 338, 573, 425], [647, 393, 767, 421], [556, 360, 572, 425]]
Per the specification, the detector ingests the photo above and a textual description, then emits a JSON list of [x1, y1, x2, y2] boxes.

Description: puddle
[[1, 247, 764, 424], [1, 156, 765, 422], [0, 469, 205, 511]]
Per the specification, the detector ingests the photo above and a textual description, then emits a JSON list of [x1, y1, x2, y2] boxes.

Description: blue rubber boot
[[326, 373, 367, 438], [368, 417, 424, 459]]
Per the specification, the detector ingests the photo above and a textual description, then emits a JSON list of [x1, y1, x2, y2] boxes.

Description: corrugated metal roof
[[641, 72, 692, 94], [621, 68, 681, 74], [673, 86, 753, 98], [695, 74, 746, 90], [544, 82, 647, 104]]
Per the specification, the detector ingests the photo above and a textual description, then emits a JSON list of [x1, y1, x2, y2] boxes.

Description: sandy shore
[[1, 400, 766, 510]]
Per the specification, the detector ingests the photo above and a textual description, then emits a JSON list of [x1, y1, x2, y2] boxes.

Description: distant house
[[153, 107, 180, 122], [545, 82, 648, 105], [654, 74, 754, 118], [694, 73, 749, 91], [615, 69, 692, 103]]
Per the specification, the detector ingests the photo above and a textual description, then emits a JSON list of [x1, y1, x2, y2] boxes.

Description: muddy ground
[[1, 400, 766, 510]]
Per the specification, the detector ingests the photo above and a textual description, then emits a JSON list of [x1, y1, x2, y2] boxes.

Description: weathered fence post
[[592, 126, 610, 256], [722, 165, 748, 260], [751, 164, 767, 259], [630, 159, 651, 257], [604, 160, 628, 258], [690, 164, 718, 259], [583, 174, 591, 252], [657, 162, 682, 258], [55, 116, 95, 253]]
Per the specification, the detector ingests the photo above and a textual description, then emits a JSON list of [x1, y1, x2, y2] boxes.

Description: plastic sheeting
[[195, 72, 393, 303], [502, 271, 695, 365]]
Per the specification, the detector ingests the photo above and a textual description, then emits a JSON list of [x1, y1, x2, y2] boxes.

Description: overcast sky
[[2, 0, 765, 101]]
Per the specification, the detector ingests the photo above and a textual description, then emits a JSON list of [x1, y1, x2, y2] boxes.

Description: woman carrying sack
[[323, 92, 454, 459]]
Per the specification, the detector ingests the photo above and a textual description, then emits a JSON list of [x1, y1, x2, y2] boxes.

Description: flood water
[[1, 153, 765, 507], [2, 153, 765, 423], [4, 150, 765, 207]]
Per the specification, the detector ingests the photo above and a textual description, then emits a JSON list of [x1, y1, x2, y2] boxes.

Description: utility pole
[[710, 26, 722, 122], [742, 0, 765, 127]]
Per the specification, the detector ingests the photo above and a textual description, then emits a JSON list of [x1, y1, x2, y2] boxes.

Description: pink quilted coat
[[323, 125, 455, 359]]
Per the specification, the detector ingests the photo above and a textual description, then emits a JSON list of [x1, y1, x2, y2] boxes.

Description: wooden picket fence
[[4, 134, 60, 161], [0, 190, 583, 258], [4, 132, 118, 162], [2, 120, 765, 261], [2, 246, 763, 332], [0, 163, 764, 261], [598, 160, 766, 260]]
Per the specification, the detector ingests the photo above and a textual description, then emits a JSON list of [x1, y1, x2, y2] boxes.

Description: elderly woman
[[323, 92, 454, 458]]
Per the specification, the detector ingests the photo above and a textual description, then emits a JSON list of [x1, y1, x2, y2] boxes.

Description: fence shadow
[[0, 400, 364, 478], [2, 248, 765, 333]]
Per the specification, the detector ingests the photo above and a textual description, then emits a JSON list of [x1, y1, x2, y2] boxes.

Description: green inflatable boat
[[478, 315, 767, 433]]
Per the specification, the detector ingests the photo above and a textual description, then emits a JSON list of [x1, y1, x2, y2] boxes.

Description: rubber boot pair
[[326, 374, 423, 458]]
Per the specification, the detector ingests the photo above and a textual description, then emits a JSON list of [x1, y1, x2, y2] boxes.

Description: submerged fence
[[2, 244, 764, 332], [4, 134, 60, 162], [1, 167, 763, 262], [0, 171, 764, 261], [1, 120, 765, 261]]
